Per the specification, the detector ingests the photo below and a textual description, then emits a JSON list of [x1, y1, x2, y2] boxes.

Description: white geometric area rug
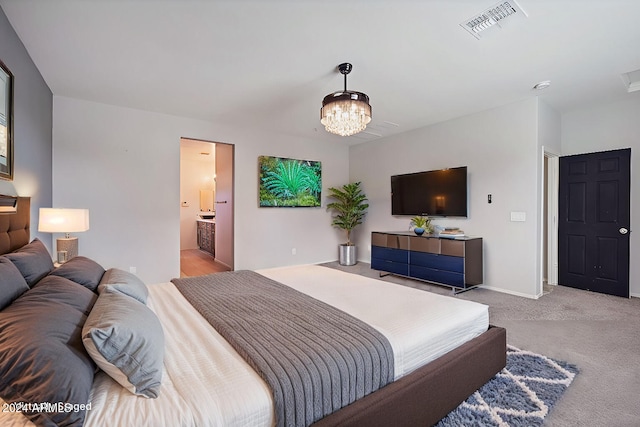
[[436, 345, 579, 427]]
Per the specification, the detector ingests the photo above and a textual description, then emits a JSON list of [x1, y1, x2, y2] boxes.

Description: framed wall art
[[258, 155, 321, 207], [0, 60, 14, 181]]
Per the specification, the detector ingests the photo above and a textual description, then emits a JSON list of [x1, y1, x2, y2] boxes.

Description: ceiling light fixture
[[320, 63, 372, 137]]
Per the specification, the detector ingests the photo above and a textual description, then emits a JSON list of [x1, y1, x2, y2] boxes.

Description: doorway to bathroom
[[179, 138, 234, 277]]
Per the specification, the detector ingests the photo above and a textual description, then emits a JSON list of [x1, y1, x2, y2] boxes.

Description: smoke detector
[[461, 1, 528, 39], [533, 80, 551, 90], [621, 69, 640, 93]]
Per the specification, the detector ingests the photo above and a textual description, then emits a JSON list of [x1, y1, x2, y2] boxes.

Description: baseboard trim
[[480, 285, 541, 300]]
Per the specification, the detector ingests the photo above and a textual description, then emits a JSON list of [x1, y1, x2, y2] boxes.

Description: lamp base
[[56, 237, 78, 263]]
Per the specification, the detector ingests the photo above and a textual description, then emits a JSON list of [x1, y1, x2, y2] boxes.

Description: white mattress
[[0, 264, 488, 427], [257, 265, 488, 379]]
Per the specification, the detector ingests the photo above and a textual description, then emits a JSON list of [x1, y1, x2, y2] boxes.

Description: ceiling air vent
[[461, 1, 527, 39]]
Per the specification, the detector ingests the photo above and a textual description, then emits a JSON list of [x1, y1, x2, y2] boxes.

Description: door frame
[[179, 137, 235, 271], [557, 148, 631, 297], [540, 148, 560, 297], [546, 150, 559, 287]]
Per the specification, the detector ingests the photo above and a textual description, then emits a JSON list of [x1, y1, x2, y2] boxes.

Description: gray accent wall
[[0, 7, 53, 249]]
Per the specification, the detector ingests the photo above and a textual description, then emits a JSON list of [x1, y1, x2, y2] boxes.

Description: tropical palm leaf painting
[[259, 155, 322, 207]]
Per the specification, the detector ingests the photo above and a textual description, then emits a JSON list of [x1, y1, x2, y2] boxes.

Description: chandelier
[[320, 63, 372, 137]]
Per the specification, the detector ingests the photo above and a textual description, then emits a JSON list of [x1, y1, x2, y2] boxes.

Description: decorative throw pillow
[[0, 276, 97, 427], [0, 256, 29, 310], [49, 255, 106, 292], [98, 268, 148, 304], [3, 238, 54, 286], [82, 287, 164, 398]]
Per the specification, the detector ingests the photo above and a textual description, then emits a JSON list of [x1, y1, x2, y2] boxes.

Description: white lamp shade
[[38, 208, 90, 233]]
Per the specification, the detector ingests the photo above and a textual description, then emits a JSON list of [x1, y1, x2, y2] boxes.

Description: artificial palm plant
[[410, 215, 433, 234], [327, 182, 369, 246]]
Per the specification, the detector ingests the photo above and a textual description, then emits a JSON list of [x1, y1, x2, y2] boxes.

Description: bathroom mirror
[[200, 189, 214, 212], [0, 60, 13, 181]]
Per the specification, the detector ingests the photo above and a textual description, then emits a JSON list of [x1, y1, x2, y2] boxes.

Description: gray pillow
[[32, 275, 98, 314], [82, 288, 164, 398], [98, 268, 148, 304], [0, 276, 97, 427], [49, 255, 105, 292], [0, 256, 29, 310], [4, 238, 54, 286]]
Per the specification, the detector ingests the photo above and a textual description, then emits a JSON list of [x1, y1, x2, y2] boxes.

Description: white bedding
[[258, 265, 489, 379], [0, 264, 488, 427]]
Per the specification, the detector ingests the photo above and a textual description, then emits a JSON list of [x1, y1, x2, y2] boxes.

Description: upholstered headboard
[[0, 197, 30, 255]]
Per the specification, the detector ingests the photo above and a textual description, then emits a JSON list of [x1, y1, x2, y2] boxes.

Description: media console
[[371, 232, 483, 292]]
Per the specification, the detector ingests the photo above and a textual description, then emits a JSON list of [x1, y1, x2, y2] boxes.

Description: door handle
[[619, 227, 629, 235], [215, 201, 228, 204]]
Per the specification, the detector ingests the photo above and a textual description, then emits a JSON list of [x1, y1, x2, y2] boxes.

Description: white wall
[[538, 101, 562, 155], [53, 96, 349, 284], [50, 92, 637, 298], [350, 98, 542, 298], [561, 96, 640, 297], [536, 100, 562, 294]]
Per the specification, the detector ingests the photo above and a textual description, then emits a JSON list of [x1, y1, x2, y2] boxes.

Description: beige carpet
[[322, 261, 640, 427]]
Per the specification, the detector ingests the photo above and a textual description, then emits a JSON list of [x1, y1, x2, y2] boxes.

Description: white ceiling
[[2, 0, 640, 144]]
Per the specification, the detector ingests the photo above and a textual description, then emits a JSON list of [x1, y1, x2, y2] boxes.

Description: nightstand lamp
[[38, 208, 90, 263]]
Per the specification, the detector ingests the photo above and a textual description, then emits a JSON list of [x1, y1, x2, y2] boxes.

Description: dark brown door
[[558, 148, 630, 297]]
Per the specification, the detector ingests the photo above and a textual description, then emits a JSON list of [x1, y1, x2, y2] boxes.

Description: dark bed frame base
[[312, 325, 507, 427]]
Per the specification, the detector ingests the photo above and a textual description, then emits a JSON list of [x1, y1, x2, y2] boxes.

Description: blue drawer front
[[371, 258, 409, 276], [409, 265, 465, 288], [409, 251, 464, 273], [371, 246, 408, 264]]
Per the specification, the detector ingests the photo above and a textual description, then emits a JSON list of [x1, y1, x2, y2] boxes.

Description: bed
[[0, 197, 506, 427]]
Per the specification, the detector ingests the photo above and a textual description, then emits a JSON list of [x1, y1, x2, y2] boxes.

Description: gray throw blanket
[[171, 270, 394, 427]]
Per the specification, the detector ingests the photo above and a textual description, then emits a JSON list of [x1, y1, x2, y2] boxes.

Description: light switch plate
[[510, 211, 526, 222]]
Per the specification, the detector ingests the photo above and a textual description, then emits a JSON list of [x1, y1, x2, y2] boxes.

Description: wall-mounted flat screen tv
[[391, 166, 468, 217], [259, 155, 321, 207]]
